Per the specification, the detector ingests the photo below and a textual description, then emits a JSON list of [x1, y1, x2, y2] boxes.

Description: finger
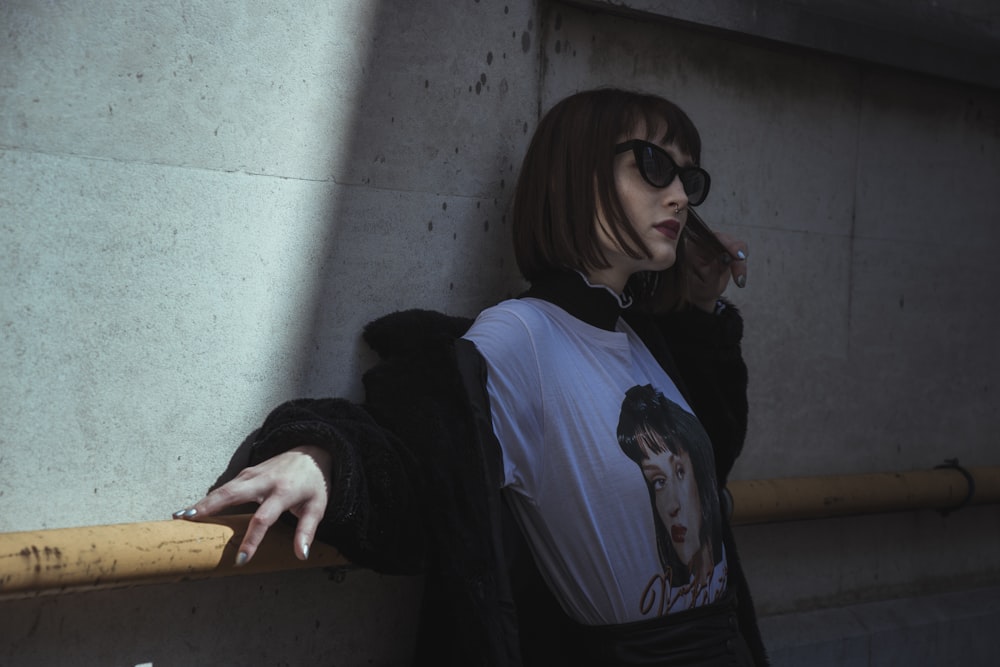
[[235, 496, 285, 566], [720, 239, 748, 288], [729, 249, 748, 289], [716, 233, 745, 259], [292, 499, 326, 561], [173, 474, 266, 520], [731, 262, 747, 288]]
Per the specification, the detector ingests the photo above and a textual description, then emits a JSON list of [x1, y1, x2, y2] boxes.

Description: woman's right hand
[[173, 445, 332, 565], [685, 230, 748, 313]]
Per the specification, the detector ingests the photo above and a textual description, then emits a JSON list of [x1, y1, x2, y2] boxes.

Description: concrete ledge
[[567, 0, 1000, 89], [761, 585, 1000, 666]]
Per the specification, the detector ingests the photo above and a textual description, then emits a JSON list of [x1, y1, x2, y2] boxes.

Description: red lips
[[670, 525, 687, 542], [653, 219, 681, 240]]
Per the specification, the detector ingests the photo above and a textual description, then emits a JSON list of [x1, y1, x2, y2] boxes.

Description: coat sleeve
[[247, 397, 425, 575], [242, 311, 474, 577], [654, 301, 749, 485]]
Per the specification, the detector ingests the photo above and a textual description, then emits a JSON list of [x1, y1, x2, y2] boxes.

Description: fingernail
[[302, 542, 310, 560], [235, 552, 249, 567], [736, 274, 746, 288], [183, 508, 198, 519], [736, 250, 747, 261], [172, 509, 186, 519]]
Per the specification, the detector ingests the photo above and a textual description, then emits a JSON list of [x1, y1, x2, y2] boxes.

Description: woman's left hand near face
[[685, 231, 748, 313]]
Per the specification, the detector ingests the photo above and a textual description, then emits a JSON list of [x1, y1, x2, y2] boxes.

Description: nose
[[661, 175, 689, 212], [665, 484, 681, 516]]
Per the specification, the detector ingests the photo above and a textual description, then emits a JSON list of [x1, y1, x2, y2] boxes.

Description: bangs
[[625, 98, 702, 164], [636, 425, 682, 458]]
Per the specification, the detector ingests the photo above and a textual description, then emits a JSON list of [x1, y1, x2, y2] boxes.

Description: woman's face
[[641, 441, 703, 566], [589, 123, 692, 292]]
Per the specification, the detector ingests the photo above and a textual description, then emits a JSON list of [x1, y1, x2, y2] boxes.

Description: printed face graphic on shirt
[[641, 441, 703, 566], [617, 383, 726, 615]]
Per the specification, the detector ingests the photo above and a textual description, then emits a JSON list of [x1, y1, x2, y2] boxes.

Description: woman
[[176, 88, 765, 666]]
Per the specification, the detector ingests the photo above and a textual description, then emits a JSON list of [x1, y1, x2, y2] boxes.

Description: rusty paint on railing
[[0, 514, 348, 599]]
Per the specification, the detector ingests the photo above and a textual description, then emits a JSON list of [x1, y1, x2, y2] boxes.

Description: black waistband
[[571, 589, 754, 666]]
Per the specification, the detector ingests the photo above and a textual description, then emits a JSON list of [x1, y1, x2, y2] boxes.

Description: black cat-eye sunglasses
[[615, 139, 711, 207]]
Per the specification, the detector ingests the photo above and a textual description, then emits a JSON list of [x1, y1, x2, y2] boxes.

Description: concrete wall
[[2, 1, 998, 665]]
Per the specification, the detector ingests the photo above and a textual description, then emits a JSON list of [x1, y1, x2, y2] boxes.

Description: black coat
[[247, 286, 767, 666]]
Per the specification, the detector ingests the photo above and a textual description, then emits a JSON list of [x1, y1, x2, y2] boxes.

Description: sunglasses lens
[[681, 170, 709, 206], [638, 146, 676, 188]]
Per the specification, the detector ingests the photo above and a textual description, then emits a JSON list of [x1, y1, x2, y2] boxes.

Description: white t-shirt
[[464, 298, 728, 625]]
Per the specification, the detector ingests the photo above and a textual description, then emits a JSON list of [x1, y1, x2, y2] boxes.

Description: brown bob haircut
[[512, 88, 703, 312]]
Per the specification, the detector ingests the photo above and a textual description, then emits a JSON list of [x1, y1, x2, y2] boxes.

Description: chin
[[648, 254, 677, 272]]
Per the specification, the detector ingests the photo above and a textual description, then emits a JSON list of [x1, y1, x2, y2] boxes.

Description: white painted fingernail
[[183, 508, 198, 519], [737, 250, 747, 261], [302, 542, 310, 560], [736, 274, 746, 288], [235, 552, 249, 567]]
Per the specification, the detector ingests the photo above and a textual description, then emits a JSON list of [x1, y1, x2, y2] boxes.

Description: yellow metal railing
[[0, 514, 347, 599], [2, 465, 996, 599], [727, 463, 999, 524]]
